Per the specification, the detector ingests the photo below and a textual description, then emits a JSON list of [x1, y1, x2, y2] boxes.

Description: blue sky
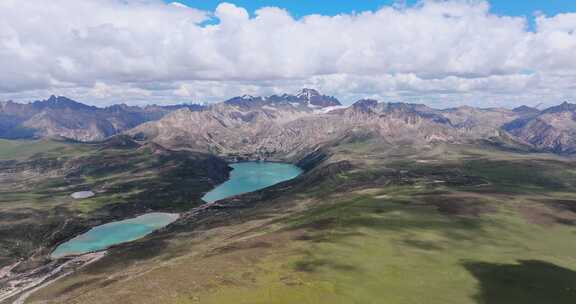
[[174, 0, 576, 19]]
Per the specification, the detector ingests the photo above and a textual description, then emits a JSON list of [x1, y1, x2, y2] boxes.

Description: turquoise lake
[[51, 213, 179, 258], [202, 162, 303, 203]]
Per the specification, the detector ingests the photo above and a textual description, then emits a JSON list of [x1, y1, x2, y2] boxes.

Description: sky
[[1, 0, 576, 108], [177, 0, 576, 21]]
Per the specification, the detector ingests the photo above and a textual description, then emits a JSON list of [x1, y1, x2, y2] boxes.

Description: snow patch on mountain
[[313, 105, 348, 114]]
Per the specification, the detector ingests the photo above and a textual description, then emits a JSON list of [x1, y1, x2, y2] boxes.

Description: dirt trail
[[0, 252, 105, 304]]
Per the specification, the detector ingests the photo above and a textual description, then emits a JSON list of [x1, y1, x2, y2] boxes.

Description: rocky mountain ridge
[[504, 102, 576, 154], [3, 91, 575, 157], [0, 96, 204, 141], [130, 90, 576, 158]]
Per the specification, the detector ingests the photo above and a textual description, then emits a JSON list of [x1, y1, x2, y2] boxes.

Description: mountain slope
[[504, 102, 576, 154]]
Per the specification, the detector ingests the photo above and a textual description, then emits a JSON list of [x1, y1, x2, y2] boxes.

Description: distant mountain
[[3, 92, 576, 156], [128, 89, 536, 159], [130, 90, 576, 157], [0, 96, 204, 141], [223, 88, 341, 109], [129, 89, 343, 159], [504, 102, 576, 154], [512, 105, 540, 115]]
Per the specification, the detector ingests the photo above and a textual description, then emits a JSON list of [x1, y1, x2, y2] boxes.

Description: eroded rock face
[[129, 93, 537, 160], [504, 102, 576, 154]]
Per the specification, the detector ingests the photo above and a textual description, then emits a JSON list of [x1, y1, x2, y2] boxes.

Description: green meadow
[[0, 139, 92, 160]]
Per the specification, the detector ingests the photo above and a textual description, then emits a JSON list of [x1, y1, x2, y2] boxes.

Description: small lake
[[70, 191, 94, 199], [51, 213, 179, 258], [202, 162, 302, 203]]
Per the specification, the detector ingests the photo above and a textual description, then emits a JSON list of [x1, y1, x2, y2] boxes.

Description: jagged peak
[[33, 95, 95, 111], [46, 95, 75, 103], [106, 103, 132, 111], [296, 88, 321, 99], [296, 88, 341, 107], [224, 89, 340, 108], [542, 101, 576, 114], [110, 103, 129, 108]]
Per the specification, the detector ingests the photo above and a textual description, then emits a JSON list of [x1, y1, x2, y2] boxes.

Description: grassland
[[0, 139, 92, 160], [24, 138, 576, 304]]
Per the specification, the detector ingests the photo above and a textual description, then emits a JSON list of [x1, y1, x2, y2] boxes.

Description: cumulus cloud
[[0, 0, 575, 107]]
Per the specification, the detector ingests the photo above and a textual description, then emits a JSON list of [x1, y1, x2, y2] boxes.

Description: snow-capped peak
[[296, 88, 320, 104]]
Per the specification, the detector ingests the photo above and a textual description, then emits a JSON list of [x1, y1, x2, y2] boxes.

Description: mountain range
[[0, 95, 204, 141], [2, 89, 576, 156]]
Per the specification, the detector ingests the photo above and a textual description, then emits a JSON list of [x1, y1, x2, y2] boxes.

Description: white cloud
[[0, 0, 575, 108]]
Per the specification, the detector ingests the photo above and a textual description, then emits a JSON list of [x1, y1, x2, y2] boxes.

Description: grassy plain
[[0, 139, 92, 160]]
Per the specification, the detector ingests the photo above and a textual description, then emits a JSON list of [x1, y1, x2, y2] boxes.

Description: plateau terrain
[[0, 90, 575, 304]]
